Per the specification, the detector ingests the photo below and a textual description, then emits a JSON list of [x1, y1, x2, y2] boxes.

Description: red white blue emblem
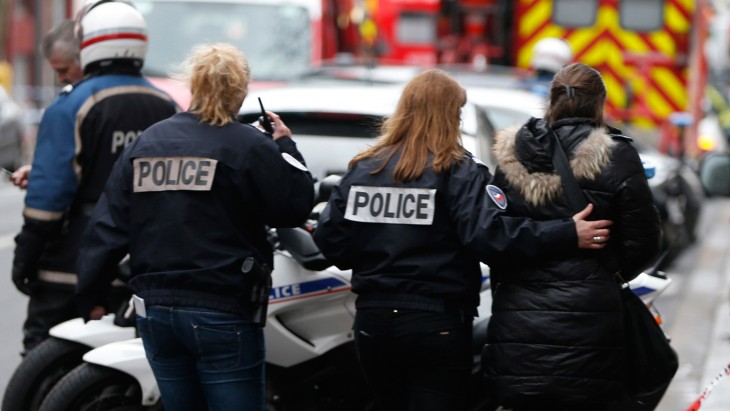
[[486, 185, 508, 209]]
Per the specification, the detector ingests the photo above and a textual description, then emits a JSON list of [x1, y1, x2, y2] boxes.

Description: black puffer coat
[[482, 117, 662, 407]]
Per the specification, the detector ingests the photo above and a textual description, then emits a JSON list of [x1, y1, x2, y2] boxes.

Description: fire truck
[[337, 0, 714, 157], [511, 0, 711, 158]]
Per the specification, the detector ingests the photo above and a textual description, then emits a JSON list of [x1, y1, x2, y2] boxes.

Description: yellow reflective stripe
[[676, 0, 694, 11], [515, 0, 556, 67], [519, 1, 550, 38], [618, 32, 649, 53], [648, 31, 676, 55], [665, 5, 690, 32], [568, 30, 596, 57], [666, 0, 693, 40], [654, 67, 687, 108], [647, 93, 676, 119], [596, 4, 617, 30], [603, 75, 626, 109], [23, 207, 64, 221]]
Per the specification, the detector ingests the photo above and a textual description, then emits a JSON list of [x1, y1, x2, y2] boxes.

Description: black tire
[[38, 363, 161, 411], [1, 338, 90, 411]]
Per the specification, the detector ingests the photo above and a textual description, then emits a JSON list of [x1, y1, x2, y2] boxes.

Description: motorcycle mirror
[[316, 174, 342, 204], [699, 152, 730, 197]]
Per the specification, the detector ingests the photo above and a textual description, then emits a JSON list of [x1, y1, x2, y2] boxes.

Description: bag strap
[[550, 130, 588, 212], [550, 130, 623, 283]]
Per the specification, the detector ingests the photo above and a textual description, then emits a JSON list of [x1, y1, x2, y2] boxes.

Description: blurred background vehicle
[[634, 142, 705, 268], [134, 0, 334, 108], [0, 86, 24, 171], [698, 81, 730, 197]]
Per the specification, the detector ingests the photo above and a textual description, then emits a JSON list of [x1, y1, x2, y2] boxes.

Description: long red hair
[[350, 69, 467, 182]]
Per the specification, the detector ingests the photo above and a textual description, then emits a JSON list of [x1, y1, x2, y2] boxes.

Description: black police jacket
[[76, 112, 315, 318], [313, 148, 578, 314], [483, 118, 662, 406]]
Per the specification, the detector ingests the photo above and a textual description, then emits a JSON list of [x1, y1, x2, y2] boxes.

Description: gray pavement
[[657, 198, 730, 411]]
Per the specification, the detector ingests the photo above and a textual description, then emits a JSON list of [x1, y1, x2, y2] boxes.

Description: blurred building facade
[[1, 0, 76, 108]]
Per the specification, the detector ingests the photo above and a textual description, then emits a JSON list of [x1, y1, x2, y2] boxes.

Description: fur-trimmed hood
[[493, 117, 615, 207]]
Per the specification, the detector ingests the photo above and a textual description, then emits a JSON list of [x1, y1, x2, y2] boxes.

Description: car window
[[239, 99, 496, 180], [238, 112, 381, 180], [553, 0, 598, 27]]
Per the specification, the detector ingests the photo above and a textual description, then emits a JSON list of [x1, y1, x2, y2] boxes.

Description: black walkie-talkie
[[258, 97, 274, 133]]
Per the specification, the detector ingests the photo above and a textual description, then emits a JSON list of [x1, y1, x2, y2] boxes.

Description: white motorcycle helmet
[[530, 37, 573, 74], [77, 0, 147, 71]]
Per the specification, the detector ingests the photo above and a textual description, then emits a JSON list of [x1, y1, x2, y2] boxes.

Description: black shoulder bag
[[550, 130, 678, 408]]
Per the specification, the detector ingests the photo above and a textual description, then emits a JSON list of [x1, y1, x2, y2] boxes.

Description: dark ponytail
[[544, 63, 607, 128]]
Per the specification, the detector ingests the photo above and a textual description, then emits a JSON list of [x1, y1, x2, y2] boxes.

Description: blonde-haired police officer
[[76, 43, 313, 411]]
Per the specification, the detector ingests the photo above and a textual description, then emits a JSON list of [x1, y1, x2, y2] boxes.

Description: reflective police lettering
[[112, 130, 142, 154], [345, 186, 436, 225], [133, 156, 218, 192], [271, 284, 302, 299]]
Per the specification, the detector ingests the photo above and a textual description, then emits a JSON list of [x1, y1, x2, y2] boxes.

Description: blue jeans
[[137, 305, 265, 411]]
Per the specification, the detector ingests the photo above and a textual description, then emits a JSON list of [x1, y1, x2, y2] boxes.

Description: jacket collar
[[493, 117, 615, 206]]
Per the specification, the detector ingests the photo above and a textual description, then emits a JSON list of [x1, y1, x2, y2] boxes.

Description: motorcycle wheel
[[1, 337, 90, 411], [37, 363, 161, 411]]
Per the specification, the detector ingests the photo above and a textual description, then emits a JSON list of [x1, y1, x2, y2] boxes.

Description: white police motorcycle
[[32, 216, 446, 411], [25, 168, 674, 411], [1, 263, 136, 411]]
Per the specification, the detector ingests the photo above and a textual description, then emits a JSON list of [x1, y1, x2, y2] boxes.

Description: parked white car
[[238, 81, 502, 181]]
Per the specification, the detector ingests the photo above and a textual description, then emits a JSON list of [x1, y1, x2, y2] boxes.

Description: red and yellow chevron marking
[[515, 0, 694, 128]]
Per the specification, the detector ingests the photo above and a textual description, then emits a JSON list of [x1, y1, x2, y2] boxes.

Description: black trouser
[[22, 286, 78, 353], [353, 308, 473, 411], [22, 284, 131, 354]]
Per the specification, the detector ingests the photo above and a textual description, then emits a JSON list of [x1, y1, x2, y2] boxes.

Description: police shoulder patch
[[486, 184, 507, 209], [282, 153, 308, 172]]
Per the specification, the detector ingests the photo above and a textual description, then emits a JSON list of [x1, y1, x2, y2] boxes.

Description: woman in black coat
[[482, 63, 663, 410]]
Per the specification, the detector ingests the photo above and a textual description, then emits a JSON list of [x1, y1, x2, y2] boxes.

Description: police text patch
[[133, 157, 218, 192], [345, 186, 436, 225]]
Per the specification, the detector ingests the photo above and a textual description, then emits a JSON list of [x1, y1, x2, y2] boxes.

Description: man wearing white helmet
[[526, 37, 574, 97], [11, 0, 178, 354]]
